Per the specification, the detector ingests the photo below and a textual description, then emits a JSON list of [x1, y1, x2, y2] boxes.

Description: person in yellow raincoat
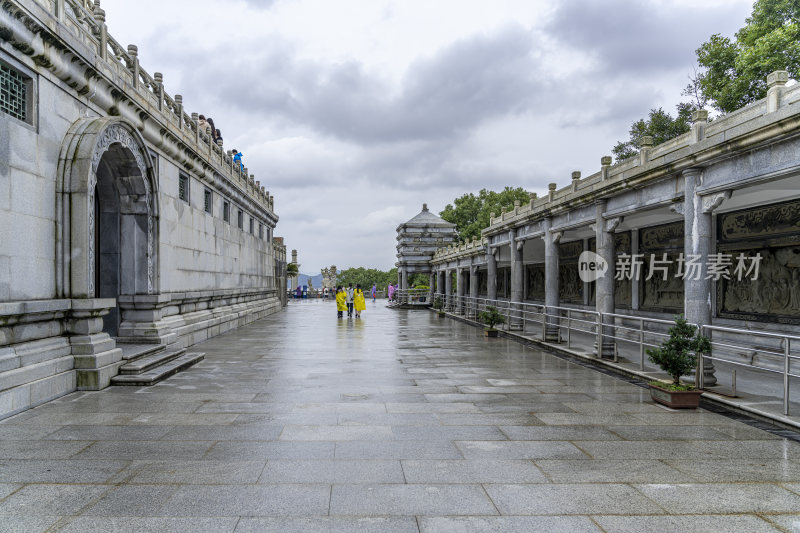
[[354, 284, 366, 318], [335, 286, 347, 318]]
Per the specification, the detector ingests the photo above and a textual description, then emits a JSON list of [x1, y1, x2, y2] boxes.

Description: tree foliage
[[336, 267, 397, 289], [647, 316, 711, 385], [696, 0, 800, 112], [612, 105, 694, 163], [440, 187, 531, 243], [286, 263, 299, 276]]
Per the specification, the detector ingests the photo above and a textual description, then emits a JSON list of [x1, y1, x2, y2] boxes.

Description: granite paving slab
[[1, 300, 799, 527]]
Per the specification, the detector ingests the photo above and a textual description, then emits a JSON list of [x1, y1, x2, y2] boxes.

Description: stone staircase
[[110, 344, 204, 386]]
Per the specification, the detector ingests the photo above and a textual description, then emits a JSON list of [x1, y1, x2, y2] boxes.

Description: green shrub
[[479, 306, 505, 329], [646, 315, 711, 385]]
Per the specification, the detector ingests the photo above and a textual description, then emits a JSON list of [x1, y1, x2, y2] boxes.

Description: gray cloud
[[208, 26, 543, 144], [544, 0, 747, 74]]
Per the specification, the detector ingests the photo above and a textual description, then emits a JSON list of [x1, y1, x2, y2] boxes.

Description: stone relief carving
[[526, 264, 545, 301], [640, 222, 685, 311], [702, 190, 732, 213], [558, 241, 583, 303], [718, 199, 800, 322], [719, 198, 800, 242], [719, 246, 800, 321]]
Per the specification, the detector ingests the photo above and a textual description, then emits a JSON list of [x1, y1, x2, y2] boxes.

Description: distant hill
[[288, 273, 324, 289]]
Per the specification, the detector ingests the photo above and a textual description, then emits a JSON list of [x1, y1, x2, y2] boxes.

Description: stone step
[[110, 352, 204, 386], [118, 344, 165, 361], [117, 347, 186, 375]]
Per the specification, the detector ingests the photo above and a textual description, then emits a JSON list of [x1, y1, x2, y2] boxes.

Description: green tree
[[612, 104, 694, 163], [440, 187, 531, 243], [695, 0, 800, 113], [336, 267, 397, 290]]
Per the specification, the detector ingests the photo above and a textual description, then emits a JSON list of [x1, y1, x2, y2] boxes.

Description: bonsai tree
[[647, 315, 711, 388], [433, 296, 444, 311], [479, 306, 505, 330]]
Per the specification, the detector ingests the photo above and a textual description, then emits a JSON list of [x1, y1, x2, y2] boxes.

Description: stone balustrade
[[15, 0, 274, 216], [486, 72, 800, 231]]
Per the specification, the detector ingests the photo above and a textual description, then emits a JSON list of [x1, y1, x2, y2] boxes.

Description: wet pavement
[[1, 299, 800, 532]]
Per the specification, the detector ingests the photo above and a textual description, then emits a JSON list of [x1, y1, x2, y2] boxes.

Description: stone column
[[630, 228, 640, 310], [683, 168, 728, 386], [456, 267, 465, 314], [401, 268, 408, 291], [510, 229, 524, 330], [469, 263, 479, 318], [429, 272, 435, 304], [543, 218, 561, 342], [445, 267, 453, 309], [438, 270, 446, 296], [595, 201, 622, 358], [487, 249, 498, 300], [582, 238, 590, 306]]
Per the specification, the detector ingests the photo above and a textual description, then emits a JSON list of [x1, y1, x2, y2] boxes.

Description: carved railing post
[[600, 156, 611, 180], [639, 135, 653, 166], [192, 112, 200, 144], [571, 171, 581, 192], [56, 0, 66, 22], [94, 6, 108, 61], [153, 72, 164, 110], [174, 94, 183, 129], [127, 45, 139, 89]]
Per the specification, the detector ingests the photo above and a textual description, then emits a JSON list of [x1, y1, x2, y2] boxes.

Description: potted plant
[[478, 306, 505, 337], [433, 296, 445, 317], [646, 315, 711, 409]]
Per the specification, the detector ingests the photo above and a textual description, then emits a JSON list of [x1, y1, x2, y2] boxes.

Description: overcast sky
[[103, 0, 752, 275]]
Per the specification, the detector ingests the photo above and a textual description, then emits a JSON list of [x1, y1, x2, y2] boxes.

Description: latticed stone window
[[249, 217, 254, 234], [259, 223, 263, 239], [204, 189, 212, 214], [237, 210, 243, 229], [178, 174, 189, 203], [223, 201, 230, 222], [0, 61, 32, 124]]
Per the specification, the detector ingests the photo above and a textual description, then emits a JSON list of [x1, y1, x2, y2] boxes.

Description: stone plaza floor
[[1, 299, 800, 532]]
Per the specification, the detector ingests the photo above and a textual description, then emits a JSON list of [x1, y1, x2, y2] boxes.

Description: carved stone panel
[[526, 264, 545, 301], [718, 199, 800, 324], [640, 222, 685, 312], [559, 241, 583, 303], [496, 267, 509, 298], [478, 271, 488, 296]]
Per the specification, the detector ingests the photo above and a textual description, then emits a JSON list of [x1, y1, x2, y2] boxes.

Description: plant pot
[[649, 383, 703, 409], [437, 311, 445, 317], [484, 328, 499, 337]]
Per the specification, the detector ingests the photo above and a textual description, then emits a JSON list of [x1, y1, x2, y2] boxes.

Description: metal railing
[[701, 325, 800, 416], [431, 292, 800, 415], [393, 289, 430, 304]]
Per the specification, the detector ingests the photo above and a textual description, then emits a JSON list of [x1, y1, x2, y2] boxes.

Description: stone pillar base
[[508, 321, 523, 331], [67, 299, 124, 390], [544, 326, 560, 343]]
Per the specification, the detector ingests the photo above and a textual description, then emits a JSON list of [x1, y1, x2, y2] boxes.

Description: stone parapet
[[1, 0, 276, 222], [484, 75, 800, 235]]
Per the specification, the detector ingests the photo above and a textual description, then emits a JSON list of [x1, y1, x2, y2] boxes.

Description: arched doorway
[[56, 118, 158, 336]]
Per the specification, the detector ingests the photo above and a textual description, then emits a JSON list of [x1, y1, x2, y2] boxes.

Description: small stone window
[[249, 217, 254, 234], [0, 60, 32, 124], [223, 201, 230, 222], [237, 210, 243, 230], [178, 174, 190, 203], [259, 223, 263, 239], [204, 189, 212, 214]]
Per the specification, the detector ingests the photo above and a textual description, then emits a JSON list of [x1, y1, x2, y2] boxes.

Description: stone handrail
[[19, 0, 274, 216]]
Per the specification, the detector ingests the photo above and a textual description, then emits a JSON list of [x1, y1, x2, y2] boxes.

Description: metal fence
[[435, 293, 800, 415]]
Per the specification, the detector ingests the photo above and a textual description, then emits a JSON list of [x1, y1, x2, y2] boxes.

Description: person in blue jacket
[[232, 149, 244, 172]]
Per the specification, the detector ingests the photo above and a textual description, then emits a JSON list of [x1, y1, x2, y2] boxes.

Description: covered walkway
[[1, 300, 800, 531]]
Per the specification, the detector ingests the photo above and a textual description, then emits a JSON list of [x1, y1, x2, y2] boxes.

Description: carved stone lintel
[[605, 216, 623, 233], [702, 190, 732, 214], [669, 202, 685, 216]]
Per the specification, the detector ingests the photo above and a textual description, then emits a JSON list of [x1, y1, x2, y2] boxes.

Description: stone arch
[[56, 117, 159, 302]]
